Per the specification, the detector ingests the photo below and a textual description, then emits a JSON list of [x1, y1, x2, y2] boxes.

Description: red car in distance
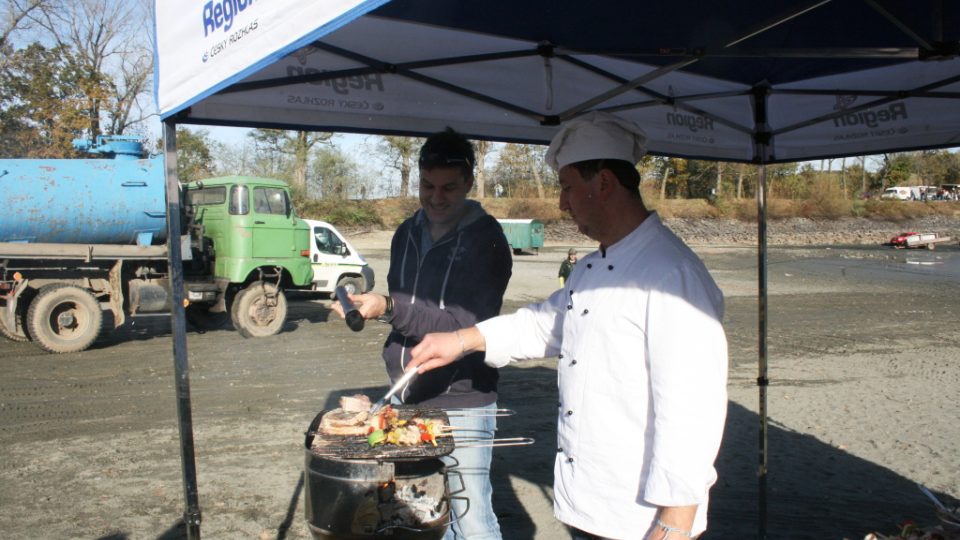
[[888, 232, 919, 247]]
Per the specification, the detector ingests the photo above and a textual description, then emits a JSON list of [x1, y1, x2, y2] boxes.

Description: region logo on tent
[[830, 93, 909, 129]]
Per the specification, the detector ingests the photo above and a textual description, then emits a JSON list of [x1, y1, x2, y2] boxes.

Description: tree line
[[3, 0, 959, 205]]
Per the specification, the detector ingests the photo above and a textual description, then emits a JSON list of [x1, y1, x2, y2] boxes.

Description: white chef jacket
[[477, 213, 728, 539]]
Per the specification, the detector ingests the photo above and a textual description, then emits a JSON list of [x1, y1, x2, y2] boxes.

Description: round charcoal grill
[[303, 407, 464, 540]]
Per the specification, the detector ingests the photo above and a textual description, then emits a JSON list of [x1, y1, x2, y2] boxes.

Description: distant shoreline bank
[[545, 215, 960, 247], [342, 214, 960, 250]]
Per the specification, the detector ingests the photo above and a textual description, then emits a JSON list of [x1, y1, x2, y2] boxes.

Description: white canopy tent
[[157, 0, 960, 163], [154, 1, 960, 537]]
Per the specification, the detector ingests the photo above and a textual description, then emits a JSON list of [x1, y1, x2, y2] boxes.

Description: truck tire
[[230, 282, 287, 338], [336, 276, 364, 295], [26, 284, 103, 353], [185, 305, 230, 332], [0, 289, 33, 342]]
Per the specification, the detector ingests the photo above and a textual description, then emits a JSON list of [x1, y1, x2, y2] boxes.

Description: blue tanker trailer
[[0, 137, 313, 353], [0, 136, 167, 245]]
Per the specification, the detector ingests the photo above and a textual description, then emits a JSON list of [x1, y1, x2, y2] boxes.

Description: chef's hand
[[331, 292, 387, 320], [408, 327, 485, 373], [644, 505, 698, 540]]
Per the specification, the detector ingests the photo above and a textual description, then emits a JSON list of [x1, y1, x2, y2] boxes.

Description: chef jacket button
[[566, 304, 572, 310], [566, 410, 573, 416], [557, 402, 562, 408], [582, 309, 589, 315], [567, 457, 575, 463], [586, 263, 592, 269], [558, 353, 564, 359], [557, 447, 563, 453], [570, 359, 577, 365], [608, 265, 614, 270]]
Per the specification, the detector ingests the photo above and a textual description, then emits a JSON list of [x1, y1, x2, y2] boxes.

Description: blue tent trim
[[158, 0, 391, 120]]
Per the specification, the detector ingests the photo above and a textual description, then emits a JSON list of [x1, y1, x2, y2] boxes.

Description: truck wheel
[[26, 284, 103, 353], [336, 276, 364, 295], [230, 282, 287, 338], [185, 305, 230, 332], [0, 289, 33, 342]]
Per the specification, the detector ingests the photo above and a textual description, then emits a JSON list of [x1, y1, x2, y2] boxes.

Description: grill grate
[[305, 407, 454, 460]]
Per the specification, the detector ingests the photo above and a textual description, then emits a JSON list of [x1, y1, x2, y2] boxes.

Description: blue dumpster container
[[497, 219, 544, 255]]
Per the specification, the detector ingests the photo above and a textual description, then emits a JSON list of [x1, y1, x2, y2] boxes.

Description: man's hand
[[408, 327, 485, 373], [331, 292, 387, 320]]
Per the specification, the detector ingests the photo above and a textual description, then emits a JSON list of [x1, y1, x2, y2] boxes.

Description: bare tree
[[715, 162, 723, 198], [34, 0, 153, 137], [378, 136, 422, 197], [861, 156, 868, 194], [1, 0, 58, 50], [529, 147, 546, 199], [840, 156, 847, 198], [737, 163, 747, 199], [660, 167, 671, 200], [248, 129, 333, 194], [312, 145, 361, 200], [473, 139, 491, 198], [493, 143, 550, 198]]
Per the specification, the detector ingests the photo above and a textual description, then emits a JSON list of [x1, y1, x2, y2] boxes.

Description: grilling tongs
[[370, 368, 418, 414]]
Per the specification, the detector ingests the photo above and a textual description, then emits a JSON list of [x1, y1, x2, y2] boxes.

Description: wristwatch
[[377, 295, 394, 323]]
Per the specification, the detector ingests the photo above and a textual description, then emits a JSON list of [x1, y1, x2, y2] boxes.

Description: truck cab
[[185, 176, 313, 286], [303, 219, 374, 295], [182, 176, 313, 337]]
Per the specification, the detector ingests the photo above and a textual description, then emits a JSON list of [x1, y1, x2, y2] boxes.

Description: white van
[[880, 186, 913, 200], [303, 219, 375, 294]]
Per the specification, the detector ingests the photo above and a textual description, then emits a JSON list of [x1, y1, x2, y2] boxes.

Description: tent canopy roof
[[155, 0, 960, 164]]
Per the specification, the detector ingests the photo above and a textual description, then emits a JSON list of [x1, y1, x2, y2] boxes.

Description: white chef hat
[[545, 111, 648, 171]]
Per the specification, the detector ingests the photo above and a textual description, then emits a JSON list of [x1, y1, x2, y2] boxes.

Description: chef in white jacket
[[408, 111, 728, 540]]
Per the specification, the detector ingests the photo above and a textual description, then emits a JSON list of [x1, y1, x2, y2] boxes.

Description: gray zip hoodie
[[383, 200, 512, 408]]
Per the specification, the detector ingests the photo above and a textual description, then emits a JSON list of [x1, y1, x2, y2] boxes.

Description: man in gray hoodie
[[335, 128, 513, 539]]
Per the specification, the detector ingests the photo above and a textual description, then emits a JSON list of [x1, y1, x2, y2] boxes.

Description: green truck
[[181, 176, 314, 338], [0, 158, 313, 352]]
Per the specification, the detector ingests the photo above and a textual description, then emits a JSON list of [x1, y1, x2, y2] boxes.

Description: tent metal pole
[[163, 121, 202, 540], [751, 82, 771, 540], [757, 162, 769, 540]]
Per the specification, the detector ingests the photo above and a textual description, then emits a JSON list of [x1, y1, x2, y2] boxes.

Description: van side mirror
[[339, 244, 349, 256]]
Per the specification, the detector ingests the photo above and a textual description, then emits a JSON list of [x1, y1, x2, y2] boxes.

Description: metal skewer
[[444, 408, 515, 417], [454, 437, 535, 448]]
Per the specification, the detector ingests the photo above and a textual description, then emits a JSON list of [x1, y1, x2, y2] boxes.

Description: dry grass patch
[[648, 199, 720, 219], [299, 195, 960, 230]]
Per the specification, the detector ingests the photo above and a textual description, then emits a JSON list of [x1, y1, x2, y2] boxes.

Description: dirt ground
[[1, 230, 958, 540]]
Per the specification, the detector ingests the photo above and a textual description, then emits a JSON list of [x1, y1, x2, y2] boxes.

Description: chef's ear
[[596, 168, 618, 197]]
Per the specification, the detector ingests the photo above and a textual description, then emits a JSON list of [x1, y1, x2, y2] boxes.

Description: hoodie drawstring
[[438, 232, 461, 310]]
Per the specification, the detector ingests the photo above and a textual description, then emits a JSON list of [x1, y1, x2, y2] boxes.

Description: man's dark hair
[[572, 159, 642, 199], [418, 127, 475, 182]]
